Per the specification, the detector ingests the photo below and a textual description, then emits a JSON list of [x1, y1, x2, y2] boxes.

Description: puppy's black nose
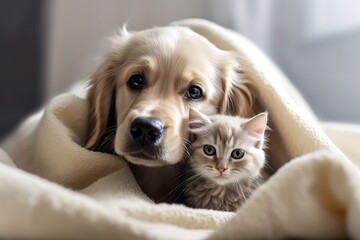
[[130, 117, 164, 146]]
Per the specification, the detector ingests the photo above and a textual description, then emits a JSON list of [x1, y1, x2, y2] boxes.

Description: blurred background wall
[[1, 0, 359, 138], [0, 0, 44, 138]]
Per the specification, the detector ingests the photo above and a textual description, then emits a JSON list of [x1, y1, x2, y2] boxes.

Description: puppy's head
[[86, 26, 254, 167]]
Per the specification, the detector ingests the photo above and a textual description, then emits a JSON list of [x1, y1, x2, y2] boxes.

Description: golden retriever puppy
[[86, 26, 254, 202]]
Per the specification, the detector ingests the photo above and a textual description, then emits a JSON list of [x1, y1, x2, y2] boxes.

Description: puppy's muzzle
[[130, 117, 164, 146]]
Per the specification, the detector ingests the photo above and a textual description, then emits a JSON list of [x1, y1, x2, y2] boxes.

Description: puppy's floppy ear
[[85, 65, 115, 150], [85, 27, 130, 150], [218, 54, 255, 117]]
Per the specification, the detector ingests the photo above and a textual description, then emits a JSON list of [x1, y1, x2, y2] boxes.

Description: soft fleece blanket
[[1, 19, 360, 239]]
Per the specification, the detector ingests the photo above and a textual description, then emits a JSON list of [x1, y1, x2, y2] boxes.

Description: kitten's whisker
[[173, 173, 204, 204], [98, 130, 116, 152], [263, 161, 274, 173], [157, 169, 201, 203], [166, 168, 198, 187]]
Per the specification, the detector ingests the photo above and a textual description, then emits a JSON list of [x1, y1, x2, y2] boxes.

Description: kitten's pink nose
[[216, 167, 227, 174]]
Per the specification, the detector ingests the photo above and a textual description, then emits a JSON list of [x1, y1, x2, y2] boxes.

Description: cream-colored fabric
[[323, 122, 360, 167], [1, 19, 360, 239]]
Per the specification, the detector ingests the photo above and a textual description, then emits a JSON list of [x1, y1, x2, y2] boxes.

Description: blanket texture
[[1, 19, 360, 239]]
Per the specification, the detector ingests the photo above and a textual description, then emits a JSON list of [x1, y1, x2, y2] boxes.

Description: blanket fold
[[1, 18, 359, 239]]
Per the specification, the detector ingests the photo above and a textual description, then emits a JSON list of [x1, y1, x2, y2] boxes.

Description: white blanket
[[1, 19, 360, 239]]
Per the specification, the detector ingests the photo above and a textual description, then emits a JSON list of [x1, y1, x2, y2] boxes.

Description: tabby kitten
[[184, 108, 268, 212]]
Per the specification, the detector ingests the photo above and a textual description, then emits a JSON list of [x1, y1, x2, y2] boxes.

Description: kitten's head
[[189, 108, 267, 185]]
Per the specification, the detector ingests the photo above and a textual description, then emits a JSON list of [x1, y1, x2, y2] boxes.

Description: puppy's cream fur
[[86, 26, 255, 202]]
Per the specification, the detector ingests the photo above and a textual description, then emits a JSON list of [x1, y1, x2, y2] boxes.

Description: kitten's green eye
[[231, 149, 245, 159], [203, 145, 216, 156]]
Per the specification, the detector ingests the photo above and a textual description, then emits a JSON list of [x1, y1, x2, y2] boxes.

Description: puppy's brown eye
[[186, 85, 202, 100], [128, 74, 145, 90]]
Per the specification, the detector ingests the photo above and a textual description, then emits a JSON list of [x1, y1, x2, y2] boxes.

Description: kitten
[[184, 108, 268, 212]]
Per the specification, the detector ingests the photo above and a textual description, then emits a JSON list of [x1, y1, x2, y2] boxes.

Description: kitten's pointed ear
[[243, 112, 268, 138], [189, 108, 211, 132]]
